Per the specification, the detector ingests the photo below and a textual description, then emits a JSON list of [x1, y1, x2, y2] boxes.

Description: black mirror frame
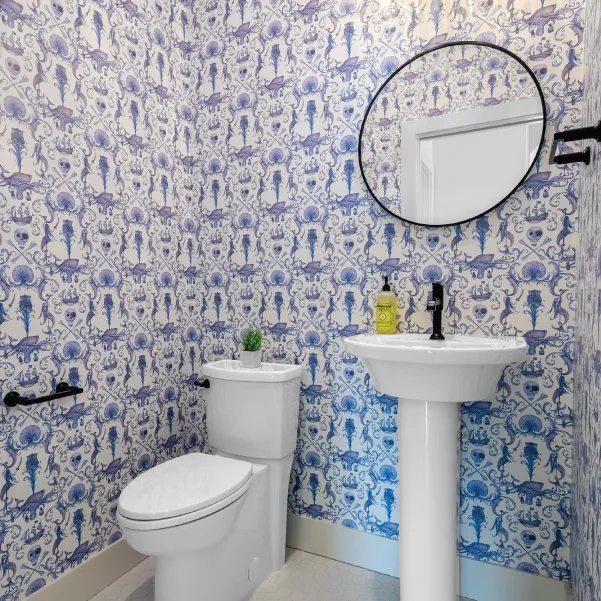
[[358, 41, 548, 228]]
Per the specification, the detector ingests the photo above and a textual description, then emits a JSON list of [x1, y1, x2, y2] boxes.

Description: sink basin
[[344, 333, 526, 601], [344, 333, 527, 402]]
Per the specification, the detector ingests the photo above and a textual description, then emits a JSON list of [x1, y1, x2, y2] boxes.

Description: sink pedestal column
[[399, 398, 460, 601]]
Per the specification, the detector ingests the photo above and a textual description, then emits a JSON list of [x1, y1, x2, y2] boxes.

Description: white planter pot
[[239, 350, 262, 368]]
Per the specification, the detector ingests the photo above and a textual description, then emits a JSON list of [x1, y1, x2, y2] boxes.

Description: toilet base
[[155, 544, 267, 601], [216, 450, 294, 573], [152, 463, 271, 601], [120, 453, 295, 601]]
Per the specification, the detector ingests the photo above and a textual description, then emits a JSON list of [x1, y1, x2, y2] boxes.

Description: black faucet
[[426, 282, 445, 340]]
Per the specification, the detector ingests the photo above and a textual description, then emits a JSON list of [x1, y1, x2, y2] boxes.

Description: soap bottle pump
[[375, 276, 397, 335]]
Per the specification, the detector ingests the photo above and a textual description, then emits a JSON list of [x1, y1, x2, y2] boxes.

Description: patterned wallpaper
[[0, 0, 584, 598], [361, 42, 541, 217], [0, 0, 205, 597], [193, 0, 581, 583], [573, 0, 601, 599]]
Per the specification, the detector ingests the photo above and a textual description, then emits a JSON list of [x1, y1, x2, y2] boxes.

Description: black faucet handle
[[432, 281, 444, 295], [426, 282, 443, 311], [428, 282, 445, 340]]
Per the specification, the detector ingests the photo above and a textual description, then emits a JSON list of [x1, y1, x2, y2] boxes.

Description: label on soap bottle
[[376, 299, 397, 334]]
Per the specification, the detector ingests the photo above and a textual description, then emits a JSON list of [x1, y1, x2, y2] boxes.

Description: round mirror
[[359, 42, 546, 226]]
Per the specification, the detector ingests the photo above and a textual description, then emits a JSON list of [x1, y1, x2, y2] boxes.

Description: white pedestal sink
[[344, 334, 527, 601]]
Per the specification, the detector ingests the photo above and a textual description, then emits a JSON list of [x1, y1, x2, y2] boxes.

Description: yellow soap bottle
[[375, 276, 397, 335]]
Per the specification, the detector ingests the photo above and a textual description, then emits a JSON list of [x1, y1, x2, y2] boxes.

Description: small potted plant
[[240, 328, 262, 368]]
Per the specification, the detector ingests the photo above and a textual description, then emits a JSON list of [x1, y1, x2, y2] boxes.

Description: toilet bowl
[[117, 360, 303, 601]]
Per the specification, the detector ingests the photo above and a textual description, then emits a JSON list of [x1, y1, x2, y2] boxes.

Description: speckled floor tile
[[89, 548, 473, 601], [88, 557, 155, 601]]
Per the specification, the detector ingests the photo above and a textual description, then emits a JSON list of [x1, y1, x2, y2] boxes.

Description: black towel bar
[[4, 382, 84, 408], [550, 121, 601, 165]]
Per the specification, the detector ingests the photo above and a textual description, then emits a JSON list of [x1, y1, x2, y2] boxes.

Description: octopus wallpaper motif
[[0, 0, 205, 597], [361, 42, 542, 218], [0, 0, 584, 598]]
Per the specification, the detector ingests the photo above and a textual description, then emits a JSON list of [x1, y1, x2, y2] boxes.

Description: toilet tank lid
[[118, 453, 252, 521], [202, 360, 304, 383]]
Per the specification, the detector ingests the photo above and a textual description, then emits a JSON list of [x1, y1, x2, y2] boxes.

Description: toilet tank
[[202, 361, 303, 460]]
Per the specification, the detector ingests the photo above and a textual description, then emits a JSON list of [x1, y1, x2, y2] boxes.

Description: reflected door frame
[[401, 97, 544, 224]]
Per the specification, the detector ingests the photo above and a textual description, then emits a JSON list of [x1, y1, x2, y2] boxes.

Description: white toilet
[[117, 360, 303, 601]]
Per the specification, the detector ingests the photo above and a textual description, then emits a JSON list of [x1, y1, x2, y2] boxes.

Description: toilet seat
[[117, 453, 252, 531], [117, 479, 250, 531]]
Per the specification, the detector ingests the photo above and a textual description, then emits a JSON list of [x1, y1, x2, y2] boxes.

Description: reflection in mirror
[[360, 42, 546, 226]]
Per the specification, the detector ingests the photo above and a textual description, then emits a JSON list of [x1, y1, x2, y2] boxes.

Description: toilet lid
[[118, 453, 252, 521]]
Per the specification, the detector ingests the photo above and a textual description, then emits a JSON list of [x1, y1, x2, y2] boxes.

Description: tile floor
[[89, 548, 472, 601]]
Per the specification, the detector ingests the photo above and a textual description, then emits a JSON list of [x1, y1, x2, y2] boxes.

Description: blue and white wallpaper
[[573, 0, 601, 599], [0, 0, 583, 597], [192, 0, 581, 583], [0, 0, 206, 597]]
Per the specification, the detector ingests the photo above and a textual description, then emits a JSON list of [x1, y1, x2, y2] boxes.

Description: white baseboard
[[30, 539, 146, 601], [29, 516, 570, 601], [286, 514, 571, 601]]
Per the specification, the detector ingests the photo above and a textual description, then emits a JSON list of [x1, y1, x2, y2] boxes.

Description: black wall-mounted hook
[[4, 382, 84, 408], [550, 121, 601, 165], [194, 379, 210, 389]]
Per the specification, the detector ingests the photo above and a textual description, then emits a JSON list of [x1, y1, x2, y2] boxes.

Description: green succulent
[[242, 328, 262, 352]]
